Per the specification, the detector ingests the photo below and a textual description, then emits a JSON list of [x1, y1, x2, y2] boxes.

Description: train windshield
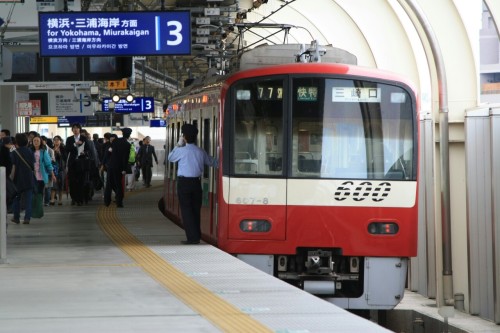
[[231, 76, 416, 180]]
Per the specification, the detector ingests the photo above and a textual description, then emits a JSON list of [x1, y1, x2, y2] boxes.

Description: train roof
[[226, 62, 417, 91], [170, 44, 416, 102], [237, 44, 357, 70], [170, 62, 417, 105]]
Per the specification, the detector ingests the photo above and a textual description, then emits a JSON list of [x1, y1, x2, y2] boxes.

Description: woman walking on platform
[[31, 136, 56, 215], [50, 135, 66, 205], [10, 133, 35, 224]]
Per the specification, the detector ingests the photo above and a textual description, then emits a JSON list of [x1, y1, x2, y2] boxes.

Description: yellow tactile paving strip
[[97, 205, 272, 333]]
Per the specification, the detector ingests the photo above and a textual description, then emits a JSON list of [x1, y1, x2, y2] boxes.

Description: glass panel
[[291, 78, 415, 180], [203, 118, 210, 178], [232, 79, 284, 176]]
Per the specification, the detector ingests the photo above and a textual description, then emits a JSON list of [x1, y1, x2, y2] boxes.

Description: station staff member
[[167, 124, 217, 244]]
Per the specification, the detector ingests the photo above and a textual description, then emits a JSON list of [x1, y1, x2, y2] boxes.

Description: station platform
[[0, 179, 391, 333]]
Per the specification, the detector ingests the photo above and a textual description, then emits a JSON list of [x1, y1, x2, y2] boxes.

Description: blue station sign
[[38, 11, 191, 57], [58, 116, 87, 127], [102, 97, 155, 113], [150, 119, 166, 127]]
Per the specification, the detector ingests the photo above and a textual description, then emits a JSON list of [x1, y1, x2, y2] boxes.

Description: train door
[[166, 119, 182, 216], [224, 77, 288, 242], [199, 105, 217, 242], [211, 109, 219, 240]]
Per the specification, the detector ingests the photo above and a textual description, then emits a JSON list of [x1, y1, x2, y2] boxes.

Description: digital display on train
[[332, 87, 381, 103], [296, 86, 318, 101], [257, 86, 283, 100], [38, 11, 191, 57]]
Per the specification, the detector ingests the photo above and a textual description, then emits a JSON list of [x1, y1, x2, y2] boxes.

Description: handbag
[[31, 192, 44, 218], [52, 160, 59, 176], [134, 166, 140, 180]]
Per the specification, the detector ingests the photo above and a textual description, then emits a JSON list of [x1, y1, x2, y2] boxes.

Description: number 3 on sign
[[144, 99, 152, 111], [155, 17, 183, 51], [166, 21, 182, 46]]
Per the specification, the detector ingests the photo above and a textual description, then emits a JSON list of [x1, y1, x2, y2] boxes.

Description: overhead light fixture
[[125, 93, 134, 103], [112, 94, 120, 103], [90, 85, 99, 99]]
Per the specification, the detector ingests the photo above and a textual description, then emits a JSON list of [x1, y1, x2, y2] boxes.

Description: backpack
[[128, 143, 136, 163]]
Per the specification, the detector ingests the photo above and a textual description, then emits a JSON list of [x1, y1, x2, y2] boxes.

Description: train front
[[218, 63, 419, 309]]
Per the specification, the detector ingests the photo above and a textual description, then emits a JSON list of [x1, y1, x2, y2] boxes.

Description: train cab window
[[231, 79, 285, 176], [291, 78, 324, 177], [291, 78, 416, 180]]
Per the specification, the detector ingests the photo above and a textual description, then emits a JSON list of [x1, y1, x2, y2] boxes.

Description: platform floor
[[0, 179, 392, 333]]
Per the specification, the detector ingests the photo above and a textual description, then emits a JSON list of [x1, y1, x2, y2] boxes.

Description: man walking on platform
[[167, 124, 217, 244], [65, 123, 90, 206], [104, 128, 131, 208], [136, 136, 157, 188]]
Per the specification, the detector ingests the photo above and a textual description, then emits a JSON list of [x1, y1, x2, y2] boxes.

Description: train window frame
[[289, 75, 417, 181], [227, 75, 288, 178], [223, 74, 417, 182]]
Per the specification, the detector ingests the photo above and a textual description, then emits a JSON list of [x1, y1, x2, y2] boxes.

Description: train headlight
[[368, 222, 399, 235], [240, 220, 271, 232]]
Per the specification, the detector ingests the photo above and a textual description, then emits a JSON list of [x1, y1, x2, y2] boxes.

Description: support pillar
[[0, 85, 17, 132]]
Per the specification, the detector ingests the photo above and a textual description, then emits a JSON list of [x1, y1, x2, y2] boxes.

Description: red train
[[161, 45, 419, 310]]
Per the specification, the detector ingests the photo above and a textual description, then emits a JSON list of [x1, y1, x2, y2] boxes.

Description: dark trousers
[[142, 165, 152, 186], [68, 167, 85, 204], [177, 177, 202, 242], [104, 167, 124, 206]]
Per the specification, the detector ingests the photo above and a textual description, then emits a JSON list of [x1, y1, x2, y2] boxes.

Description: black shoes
[[103, 202, 123, 208], [181, 240, 200, 245], [10, 218, 29, 224]]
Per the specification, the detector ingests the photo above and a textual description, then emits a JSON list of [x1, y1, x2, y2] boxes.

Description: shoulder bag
[[14, 149, 38, 192]]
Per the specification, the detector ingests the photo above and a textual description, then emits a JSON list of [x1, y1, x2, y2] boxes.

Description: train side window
[[231, 78, 285, 177]]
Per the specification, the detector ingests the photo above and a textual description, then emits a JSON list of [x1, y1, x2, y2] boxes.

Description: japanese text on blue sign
[[150, 119, 166, 127], [102, 97, 155, 113], [38, 11, 191, 57]]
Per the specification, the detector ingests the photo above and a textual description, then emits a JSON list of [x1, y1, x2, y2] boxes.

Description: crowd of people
[[2, 122, 218, 245], [0, 124, 158, 224]]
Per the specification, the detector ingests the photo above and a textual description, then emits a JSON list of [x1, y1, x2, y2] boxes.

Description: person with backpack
[[125, 139, 137, 191], [10, 133, 36, 224]]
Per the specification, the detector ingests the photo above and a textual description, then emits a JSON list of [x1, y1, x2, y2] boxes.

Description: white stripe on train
[[223, 177, 417, 207]]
